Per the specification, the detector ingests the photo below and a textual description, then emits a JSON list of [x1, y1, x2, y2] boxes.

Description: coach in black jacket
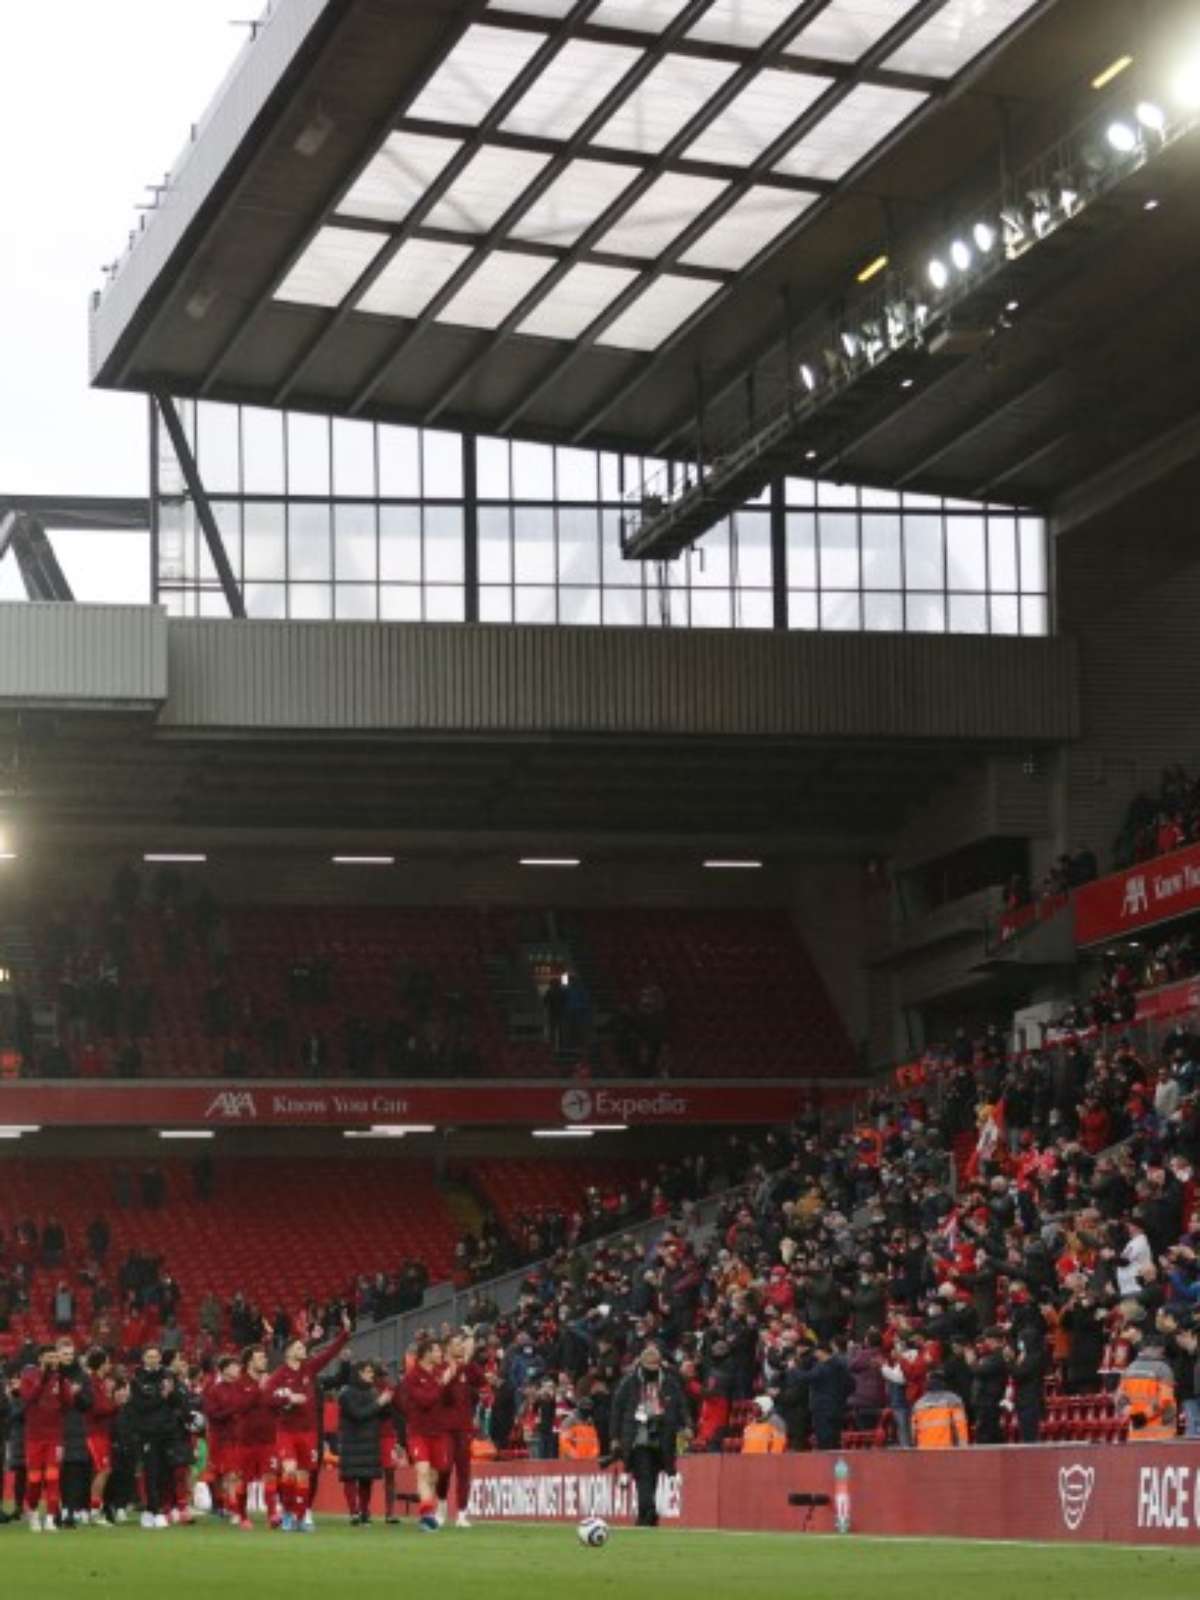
[[337, 1362, 392, 1524], [55, 1340, 94, 1527], [609, 1345, 687, 1528]]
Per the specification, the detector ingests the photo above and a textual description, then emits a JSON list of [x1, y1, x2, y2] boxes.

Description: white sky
[[0, 0, 249, 602]]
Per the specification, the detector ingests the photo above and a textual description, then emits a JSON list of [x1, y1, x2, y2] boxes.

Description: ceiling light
[[0, 1126, 40, 1135], [703, 859, 764, 870], [949, 239, 972, 272], [371, 1124, 436, 1135], [1106, 120, 1138, 154], [972, 221, 997, 254], [1092, 55, 1133, 90], [575, 1125, 628, 1133], [520, 858, 580, 868], [144, 853, 207, 864], [856, 253, 888, 284], [159, 1130, 216, 1141], [533, 1129, 595, 1139], [900, 377, 915, 390], [332, 856, 395, 866], [0, 1132, 24, 1141], [1136, 101, 1166, 134], [1144, 197, 1160, 211], [805, 449, 819, 461], [799, 363, 817, 392], [1005, 299, 1020, 313], [927, 258, 949, 291], [0, 853, 16, 864], [1172, 59, 1200, 110]]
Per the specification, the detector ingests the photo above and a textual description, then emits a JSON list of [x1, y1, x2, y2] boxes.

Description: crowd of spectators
[[1115, 764, 1200, 870]]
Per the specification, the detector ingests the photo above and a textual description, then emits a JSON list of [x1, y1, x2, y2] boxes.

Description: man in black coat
[[966, 1330, 1008, 1443], [1005, 1332, 1047, 1444], [54, 1338, 93, 1529], [338, 1361, 392, 1525], [790, 1344, 854, 1451], [609, 1344, 687, 1528]]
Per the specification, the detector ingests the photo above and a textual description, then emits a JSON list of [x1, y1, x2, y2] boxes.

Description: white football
[[577, 1516, 610, 1548]]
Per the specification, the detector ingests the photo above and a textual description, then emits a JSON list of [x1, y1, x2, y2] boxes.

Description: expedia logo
[[204, 1091, 259, 1121], [561, 1088, 594, 1123], [1059, 1464, 1095, 1531]]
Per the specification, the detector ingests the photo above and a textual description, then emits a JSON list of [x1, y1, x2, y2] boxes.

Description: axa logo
[[1059, 1464, 1096, 1532], [561, 1088, 594, 1123], [1121, 875, 1149, 919], [204, 1091, 259, 1121]]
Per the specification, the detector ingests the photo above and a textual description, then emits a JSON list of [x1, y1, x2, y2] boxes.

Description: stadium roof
[[89, 0, 1200, 506]]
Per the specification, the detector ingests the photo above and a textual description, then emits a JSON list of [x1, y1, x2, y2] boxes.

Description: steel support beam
[[156, 395, 246, 619]]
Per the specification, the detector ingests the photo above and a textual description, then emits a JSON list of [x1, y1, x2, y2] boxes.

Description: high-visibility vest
[[912, 1391, 968, 1449], [470, 1436, 498, 1461], [1118, 1361, 1177, 1440], [741, 1419, 787, 1455], [559, 1422, 600, 1460]]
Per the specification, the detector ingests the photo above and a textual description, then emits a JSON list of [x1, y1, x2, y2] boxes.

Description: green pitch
[[4, 1520, 1200, 1599]]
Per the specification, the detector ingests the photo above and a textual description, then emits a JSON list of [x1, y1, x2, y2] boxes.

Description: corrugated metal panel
[[0, 604, 167, 705], [162, 620, 1079, 740]]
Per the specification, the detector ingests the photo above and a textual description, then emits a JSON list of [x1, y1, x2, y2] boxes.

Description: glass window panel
[[598, 275, 723, 351], [479, 507, 513, 584], [861, 514, 902, 588], [423, 430, 463, 497], [1019, 516, 1047, 591], [946, 516, 986, 591], [333, 418, 376, 497], [198, 590, 230, 618], [514, 586, 557, 623], [863, 591, 903, 632], [990, 594, 1020, 635], [903, 514, 942, 589], [243, 502, 286, 580], [517, 262, 640, 342], [555, 448, 598, 502], [426, 147, 550, 234], [378, 425, 420, 497], [602, 587, 645, 626], [593, 56, 736, 154], [380, 505, 423, 582], [734, 510, 772, 588], [476, 436, 510, 499], [335, 585, 379, 620], [407, 24, 545, 125], [211, 501, 243, 580], [689, 523, 731, 589], [425, 586, 465, 622], [511, 160, 641, 249], [559, 587, 602, 626], [512, 442, 555, 499], [819, 513, 859, 588], [424, 506, 465, 582], [245, 583, 287, 619], [290, 584, 333, 620], [591, 0, 690, 28], [774, 83, 925, 181], [288, 503, 333, 581], [287, 412, 331, 497], [786, 477, 816, 505], [906, 593, 946, 633], [334, 503, 377, 582], [359, 238, 474, 319], [903, 490, 942, 509], [818, 479, 858, 507], [337, 132, 463, 226], [988, 517, 1018, 592], [380, 586, 423, 621], [437, 250, 555, 330], [690, 589, 733, 629], [688, 71, 831, 166], [274, 226, 387, 307], [689, 0, 797, 47], [820, 591, 861, 630], [503, 40, 641, 139], [599, 453, 622, 503], [558, 507, 601, 585], [886, 0, 1033, 77], [786, 512, 817, 588], [241, 408, 285, 495], [790, 0, 916, 62], [682, 187, 815, 271], [788, 591, 818, 630], [860, 484, 900, 508], [197, 403, 240, 493], [491, 0, 575, 16], [948, 593, 988, 634], [598, 175, 728, 260], [513, 507, 556, 582], [479, 587, 514, 623], [1021, 595, 1049, 635], [735, 590, 774, 630], [602, 509, 634, 585]]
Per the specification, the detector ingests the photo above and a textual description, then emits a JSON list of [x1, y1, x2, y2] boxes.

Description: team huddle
[[3, 1319, 485, 1534]]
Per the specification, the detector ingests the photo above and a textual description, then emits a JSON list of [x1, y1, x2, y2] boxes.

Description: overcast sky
[[0, 1, 248, 602]]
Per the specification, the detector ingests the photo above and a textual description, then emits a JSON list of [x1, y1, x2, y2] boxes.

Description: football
[[577, 1517, 610, 1548]]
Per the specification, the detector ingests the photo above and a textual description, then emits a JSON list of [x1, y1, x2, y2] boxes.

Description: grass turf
[[4, 1519, 1200, 1599]]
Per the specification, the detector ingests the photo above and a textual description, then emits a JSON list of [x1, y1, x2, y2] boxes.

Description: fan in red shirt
[[402, 1338, 454, 1531], [206, 1354, 252, 1526], [21, 1346, 73, 1530], [234, 1345, 281, 1528], [84, 1349, 120, 1521], [436, 1332, 485, 1529], [265, 1312, 352, 1531]]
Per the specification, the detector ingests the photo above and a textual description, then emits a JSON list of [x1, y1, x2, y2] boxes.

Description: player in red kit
[[21, 1346, 72, 1532], [402, 1338, 453, 1531], [265, 1311, 352, 1531], [206, 1355, 251, 1526], [235, 1345, 280, 1529], [84, 1349, 120, 1525], [437, 1332, 485, 1528]]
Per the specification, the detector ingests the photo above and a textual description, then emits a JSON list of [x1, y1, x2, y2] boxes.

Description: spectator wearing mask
[[609, 1344, 686, 1528]]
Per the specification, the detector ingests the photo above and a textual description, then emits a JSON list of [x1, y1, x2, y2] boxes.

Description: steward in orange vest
[[1117, 1351, 1178, 1440], [559, 1408, 601, 1460], [912, 1372, 969, 1448], [741, 1396, 788, 1454]]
